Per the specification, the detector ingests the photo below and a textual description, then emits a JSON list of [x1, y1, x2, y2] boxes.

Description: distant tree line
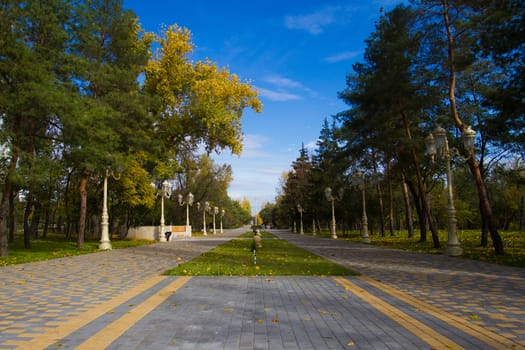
[[0, 0, 261, 256], [261, 0, 524, 255]]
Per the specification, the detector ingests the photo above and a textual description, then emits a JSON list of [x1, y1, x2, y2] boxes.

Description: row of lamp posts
[[295, 186, 361, 241], [292, 125, 475, 257], [100, 126, 475, 256], [98, 166, 223, 247], [178, 192, 194, 235], [196, 201, 225, 235], [174, 194, 225, 238], [323, 180, 370, 243]]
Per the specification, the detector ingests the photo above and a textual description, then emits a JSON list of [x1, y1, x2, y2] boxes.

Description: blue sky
[[123, 0, 403, 213]]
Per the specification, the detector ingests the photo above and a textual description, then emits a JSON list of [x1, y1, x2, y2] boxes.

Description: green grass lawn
[[164, 232, 357, 276], [3, 229, 522, 271], [0, 236, 155, 266], [316, 229, 525, 268]]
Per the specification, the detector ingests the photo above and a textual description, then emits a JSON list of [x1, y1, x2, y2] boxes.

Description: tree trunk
[[8, 190, 15, 243], [43, 207, 50, 238], [467, 157, 504, 254], [77, 169, 89, 249], [30, 202, 41, 239], [376, 182, 386, 237], [65, 170, 73, 242], [442, 0, 503, 254], [0, 191, 10, 257], [480, 203, 488, 246], [387, 162, 395, 236], [406, 178, 426, 242], [42, 190, 54, 238], [23, 189, 33, 249], [425, 191, 440, 247], [0, 145, 18, 257], [401, 111, 440, 248], [401, 172, 414, 238]]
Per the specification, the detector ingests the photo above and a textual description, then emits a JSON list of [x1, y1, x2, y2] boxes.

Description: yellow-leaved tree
[[144, 25, 262, 156], [241, 197, 252, 215]]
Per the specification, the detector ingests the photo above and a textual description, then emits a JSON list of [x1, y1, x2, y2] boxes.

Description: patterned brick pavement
[[276, 230, 525, 348], [0, 228, 524, 349]]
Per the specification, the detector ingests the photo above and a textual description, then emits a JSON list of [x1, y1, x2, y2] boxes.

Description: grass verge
[[164, 232, 357, 276], [316, 229, 525, 268], [0, 237, 155, 266]]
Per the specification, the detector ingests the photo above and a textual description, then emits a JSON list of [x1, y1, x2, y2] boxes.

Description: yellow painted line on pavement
[[333, 276, 464, 350], [359, 275, 520, 349], [75, 276, 191, 349], [16, 275, 179, 350]]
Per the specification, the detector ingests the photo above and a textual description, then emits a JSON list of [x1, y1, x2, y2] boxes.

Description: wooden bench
[[166, 225, 189, 240], [171, 226, 186, 232]]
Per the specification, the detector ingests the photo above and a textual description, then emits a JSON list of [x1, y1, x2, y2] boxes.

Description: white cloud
[[324, 50, 361, 63], [257, 74, 319, 101], [284, 4, 363, 35], [285, 10, 335, 35], [257, 87, 302, 102], [305, 139, 319, 151], [213, 146, 294, 214], [241, 134, 273, 158], [262, 76, 305, 89], [243, 133, 267, 149]]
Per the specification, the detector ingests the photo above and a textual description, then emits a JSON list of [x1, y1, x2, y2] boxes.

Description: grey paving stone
[[1, 228, 524, 349]]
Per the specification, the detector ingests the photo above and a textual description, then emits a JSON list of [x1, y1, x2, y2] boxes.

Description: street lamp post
[[196, 201, 209, 235], [352, 171, 371, 244], [212, 206, 219, 234], [297, 204, 304, 234], [160, 180, 173, 242], [100, 168, 120, 250], [220, 209, 225, 233], [425, 125, 476, 257], [151, 180, 173, 242], [324, 187, 340, 239], [178, 192, 194, 237]]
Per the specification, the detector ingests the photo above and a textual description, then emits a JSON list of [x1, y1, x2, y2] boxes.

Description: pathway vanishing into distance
[[0, 228, 523, 349]]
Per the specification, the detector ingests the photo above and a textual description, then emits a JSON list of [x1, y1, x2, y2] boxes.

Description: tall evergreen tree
[[64, 0, 152, 247], [475, 0, 524, 149], [338, 4, 441, 247], [0, 0, 74, 255], [414, 0, 505, 254], [281, 145, 313, 230]]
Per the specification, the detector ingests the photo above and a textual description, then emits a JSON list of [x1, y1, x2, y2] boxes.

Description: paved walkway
[[0, 228, 523, 349]]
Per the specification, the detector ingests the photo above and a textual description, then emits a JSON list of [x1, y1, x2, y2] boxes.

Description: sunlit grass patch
[[330, 229, 525, 268], [164, 232, 356, 276], [0, 237, 155, 266]]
